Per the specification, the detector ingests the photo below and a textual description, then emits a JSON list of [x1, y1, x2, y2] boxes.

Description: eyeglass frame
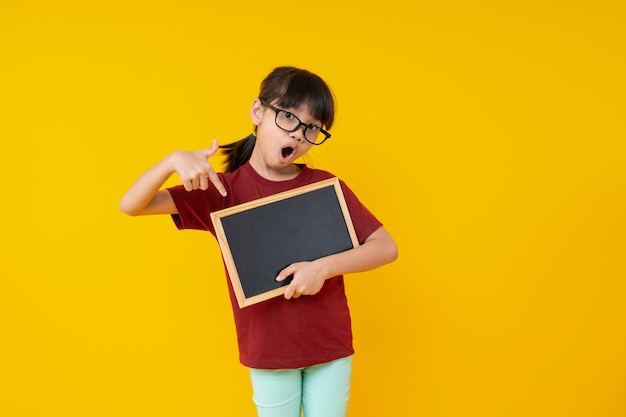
[[260, 100, 332, 145]]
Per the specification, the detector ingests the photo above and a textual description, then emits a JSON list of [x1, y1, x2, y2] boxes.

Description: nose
[[290, 125, 307, 142]]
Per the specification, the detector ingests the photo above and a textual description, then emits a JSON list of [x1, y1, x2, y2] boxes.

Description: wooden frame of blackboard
[[210, 177, 359, 308]]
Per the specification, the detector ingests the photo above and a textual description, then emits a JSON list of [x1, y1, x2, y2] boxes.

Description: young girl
[[120, 66, 398, 417]]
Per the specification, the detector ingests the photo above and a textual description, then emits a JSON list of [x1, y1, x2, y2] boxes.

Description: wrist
[[164, 151, 182, 174], [315, 257, 334, 281]]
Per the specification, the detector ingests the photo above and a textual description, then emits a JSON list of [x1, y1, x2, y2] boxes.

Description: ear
[[250, 98, 264, 126]]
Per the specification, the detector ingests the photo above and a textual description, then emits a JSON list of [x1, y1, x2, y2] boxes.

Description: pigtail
[[220, 134, 256, 173]]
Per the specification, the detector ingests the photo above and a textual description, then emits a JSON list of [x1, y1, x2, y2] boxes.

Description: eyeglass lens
[[275, 111, 325, 144]]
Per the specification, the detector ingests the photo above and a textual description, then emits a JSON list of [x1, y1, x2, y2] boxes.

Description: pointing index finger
[[207, 170, 227, 196]]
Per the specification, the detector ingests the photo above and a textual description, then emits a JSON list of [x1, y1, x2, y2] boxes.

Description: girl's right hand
[[168, 139, 227, 196]]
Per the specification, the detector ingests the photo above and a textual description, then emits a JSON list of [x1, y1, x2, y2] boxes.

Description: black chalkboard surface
[[210, 177, 359, 308]]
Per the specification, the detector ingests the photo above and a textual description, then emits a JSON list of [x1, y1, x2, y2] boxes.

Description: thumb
[[275, 265, 295, 282], [199, 138, 220, 159]]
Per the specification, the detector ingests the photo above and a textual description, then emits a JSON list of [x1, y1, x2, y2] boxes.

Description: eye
[[282, 111, 296, 120], [306, 124, 320, 132]]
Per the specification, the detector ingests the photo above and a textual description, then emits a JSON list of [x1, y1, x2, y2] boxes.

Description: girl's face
[[249, 98, 319, 179]]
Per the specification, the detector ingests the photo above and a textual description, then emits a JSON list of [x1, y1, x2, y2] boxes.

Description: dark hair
[[220, 66, 335, 173]]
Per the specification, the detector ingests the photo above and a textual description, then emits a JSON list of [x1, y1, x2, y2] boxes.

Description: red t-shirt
[[168, 162, 382, 369]]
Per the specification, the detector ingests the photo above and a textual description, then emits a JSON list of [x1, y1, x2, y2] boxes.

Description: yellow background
[[1, 1, 625, 416]]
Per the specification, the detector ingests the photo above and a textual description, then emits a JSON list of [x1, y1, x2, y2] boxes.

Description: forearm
[[119, 156, 175, 216], [317, 226, 398, 279]]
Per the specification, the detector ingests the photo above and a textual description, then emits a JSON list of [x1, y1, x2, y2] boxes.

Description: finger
[[283, 285, 294, 300], [183, 179, 193, 192], [207, 170, 227, 196], [199, 175, 209, 190], [199, 139, 220, 159], [191, 176, 200, 190], [275, 265, 295, 282], [284, 284, 301, 300]]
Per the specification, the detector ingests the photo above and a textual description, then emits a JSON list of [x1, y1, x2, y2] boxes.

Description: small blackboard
[[210, 177, 359, 308]]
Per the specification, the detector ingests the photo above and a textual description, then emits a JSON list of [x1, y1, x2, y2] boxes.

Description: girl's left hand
[[275, 261, 327, 300]]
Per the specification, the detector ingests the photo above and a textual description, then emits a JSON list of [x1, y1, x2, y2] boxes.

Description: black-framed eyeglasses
[[261, 101, 331, 145]]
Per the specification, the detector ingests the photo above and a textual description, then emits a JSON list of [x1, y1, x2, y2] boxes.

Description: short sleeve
[[167, 184, 225, 234], [339, 180, 383, 244]]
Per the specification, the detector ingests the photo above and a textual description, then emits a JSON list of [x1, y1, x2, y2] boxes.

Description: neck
[[248, 159, 302, 181]]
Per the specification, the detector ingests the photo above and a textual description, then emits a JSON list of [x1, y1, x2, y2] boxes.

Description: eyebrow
[[267, 101, 323, 127]]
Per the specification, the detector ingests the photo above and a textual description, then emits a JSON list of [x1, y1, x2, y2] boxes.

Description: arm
[[119, 139, 227, 216], [276, 226, 398, 299]]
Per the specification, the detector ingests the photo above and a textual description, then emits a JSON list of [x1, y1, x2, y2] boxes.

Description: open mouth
[[281, 146, 295, 160]]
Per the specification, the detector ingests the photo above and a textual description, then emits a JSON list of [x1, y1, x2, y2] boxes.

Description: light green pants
[[249, 355, 353, 417]]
